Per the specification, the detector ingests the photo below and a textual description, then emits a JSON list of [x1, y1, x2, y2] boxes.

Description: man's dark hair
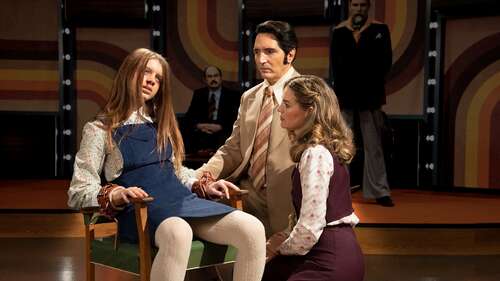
[[202, 65, 222, 78], [255, 20, 298, 64]]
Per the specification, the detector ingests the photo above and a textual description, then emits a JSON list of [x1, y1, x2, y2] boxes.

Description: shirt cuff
[[108, 186, 126, 210], [185, 177, 197, 190]]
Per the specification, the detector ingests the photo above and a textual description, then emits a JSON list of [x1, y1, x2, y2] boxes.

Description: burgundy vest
[[291, 154, 354, 223]]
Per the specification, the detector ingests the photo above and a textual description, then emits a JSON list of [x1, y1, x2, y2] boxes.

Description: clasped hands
[[110, 179, 240, 206], [196, 123, 222, 134]]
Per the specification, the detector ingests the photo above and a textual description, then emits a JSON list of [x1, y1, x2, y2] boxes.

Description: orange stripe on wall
[[0, 80, 58, 91], [0, 90, 57, 100]]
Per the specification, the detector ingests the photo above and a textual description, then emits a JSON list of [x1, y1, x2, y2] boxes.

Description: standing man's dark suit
[[184, 66, 240, 154], [330, 0, 394, 207]]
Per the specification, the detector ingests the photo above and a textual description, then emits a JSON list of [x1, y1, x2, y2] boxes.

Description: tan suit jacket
[[197, 69, 299, 234]]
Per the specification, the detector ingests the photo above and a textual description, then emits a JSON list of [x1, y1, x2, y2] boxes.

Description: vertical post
[[150, 0, 165, 54], [238, 0, 254, 91], [421, 0, 442, 187], [432, 13, 444, 187], [58, 0, 77, 178]]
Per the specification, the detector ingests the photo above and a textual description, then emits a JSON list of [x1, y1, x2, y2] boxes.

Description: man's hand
[[266, 231, 288, 262], [196, 123, 222, 134], [205, 179, 240, 199], [206, 123, 222, 133]]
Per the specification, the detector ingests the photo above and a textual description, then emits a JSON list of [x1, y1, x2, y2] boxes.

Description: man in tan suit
[[196, 20, 299, 235]]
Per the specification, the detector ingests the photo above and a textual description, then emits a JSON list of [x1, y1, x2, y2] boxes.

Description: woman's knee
[[155, 217, 193, 247]]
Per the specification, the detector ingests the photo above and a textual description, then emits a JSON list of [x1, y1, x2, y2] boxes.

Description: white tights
[[150, 210, 266, 281]]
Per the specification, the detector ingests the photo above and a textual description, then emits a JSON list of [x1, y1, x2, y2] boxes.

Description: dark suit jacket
[[183, 86, 241, 151], [330, 20, 392, 110]]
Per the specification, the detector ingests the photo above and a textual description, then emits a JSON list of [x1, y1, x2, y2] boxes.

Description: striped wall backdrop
[[0, 0, 59, 113], [10, 0, 494, 186], [443, 16, 500, 189], [375, 0, 426, 115]]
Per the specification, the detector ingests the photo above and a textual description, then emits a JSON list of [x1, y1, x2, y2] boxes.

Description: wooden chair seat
[[82, 189, 248, 281], [90, 237, 238, 274]]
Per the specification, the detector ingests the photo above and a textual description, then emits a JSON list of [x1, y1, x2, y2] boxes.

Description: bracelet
[[97, 183, 120, 218], [192, 171, 215, 199]]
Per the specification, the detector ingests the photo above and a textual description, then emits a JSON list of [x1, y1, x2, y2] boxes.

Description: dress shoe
[[376, 196, 394, 207]]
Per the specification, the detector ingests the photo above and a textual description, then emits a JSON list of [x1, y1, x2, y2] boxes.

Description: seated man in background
[[183, 65, 241, 156]]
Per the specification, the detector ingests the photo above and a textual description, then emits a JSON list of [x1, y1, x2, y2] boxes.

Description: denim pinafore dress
[[112, 123, 234, 243]]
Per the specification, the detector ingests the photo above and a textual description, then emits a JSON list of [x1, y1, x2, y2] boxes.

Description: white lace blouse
[[279, 145, 359, 256], [67, 111, 197, 210]]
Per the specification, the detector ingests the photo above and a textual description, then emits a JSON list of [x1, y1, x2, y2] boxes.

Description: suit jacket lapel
[[241, 84, 265, 164], [269, 105, 288, 151], [269, 69, 300, 151]]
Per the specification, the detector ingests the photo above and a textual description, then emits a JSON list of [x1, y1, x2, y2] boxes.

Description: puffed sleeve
[[67, 122, 107, 209], [279, 145, 334, 255]]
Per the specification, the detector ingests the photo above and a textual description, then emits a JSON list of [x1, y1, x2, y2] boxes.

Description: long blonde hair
[[97, 48, 184, 171], [285, 75, 355, 164]]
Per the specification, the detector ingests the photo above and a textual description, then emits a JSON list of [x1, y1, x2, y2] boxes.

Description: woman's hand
[[110, 186, 149, 207], [205, 179, 240, 199], [266, 231, 288, 262]]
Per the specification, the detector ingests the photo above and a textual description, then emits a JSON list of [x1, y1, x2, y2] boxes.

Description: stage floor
[[1, 187, 500, 280], [352, 189, 500, 225]]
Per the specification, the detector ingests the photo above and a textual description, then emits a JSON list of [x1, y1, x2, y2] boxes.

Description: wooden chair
[[82, 189, 249, 281]]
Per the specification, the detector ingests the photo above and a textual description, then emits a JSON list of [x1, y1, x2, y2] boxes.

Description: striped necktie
[[249, 86, 274, 189]]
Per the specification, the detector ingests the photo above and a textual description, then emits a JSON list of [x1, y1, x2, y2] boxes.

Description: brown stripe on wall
[[76, 41, 129, 70], [375, 0, 386, 21], [0, 39, 57, 61], [207, 0, 238, 50]]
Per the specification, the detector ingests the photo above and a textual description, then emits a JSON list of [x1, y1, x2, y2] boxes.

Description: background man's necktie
[[250, 87, 274, 189], [208, 93, 216, 120]]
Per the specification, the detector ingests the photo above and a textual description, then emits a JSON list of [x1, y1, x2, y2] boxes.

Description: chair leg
[[214, 266, 224, 281], [134, 202, 152, 281], [85, 225, 95, 281]]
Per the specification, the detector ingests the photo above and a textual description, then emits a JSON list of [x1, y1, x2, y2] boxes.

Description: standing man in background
[[197, 20, 300, 235], [184, 65, 240, 155], [330, 0, 394, 206]]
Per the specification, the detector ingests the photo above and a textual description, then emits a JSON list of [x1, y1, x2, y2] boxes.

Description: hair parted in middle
[[284, 75, 355, 164], [97, 48, 185, 171]]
